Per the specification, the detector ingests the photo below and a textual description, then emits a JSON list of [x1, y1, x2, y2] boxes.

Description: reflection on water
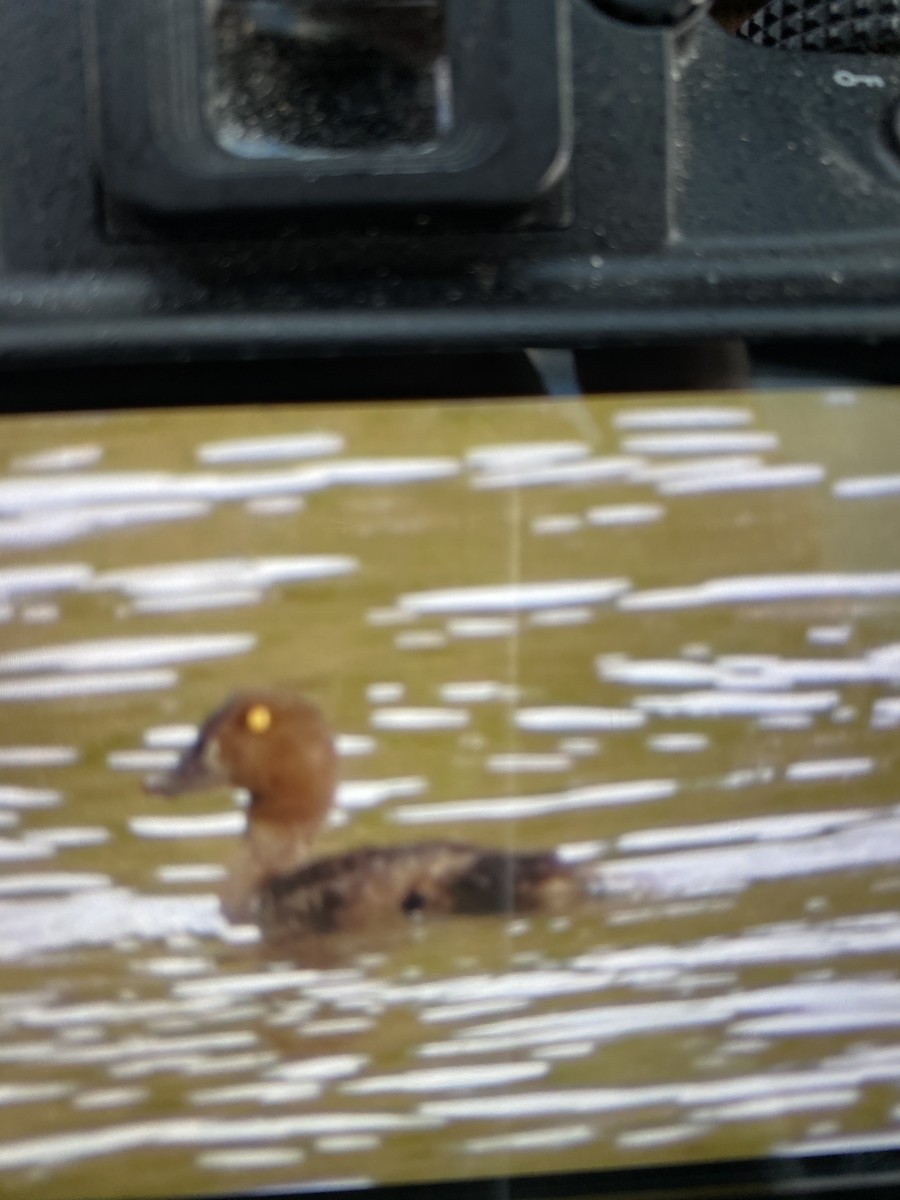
[[0, 392, 899, 1199]]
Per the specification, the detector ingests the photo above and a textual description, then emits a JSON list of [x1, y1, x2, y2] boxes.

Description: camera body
[[3, 0, 900, 365], [95, 2, 569, 212]]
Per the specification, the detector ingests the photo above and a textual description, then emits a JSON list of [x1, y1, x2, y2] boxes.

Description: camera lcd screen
[[0, 391, 899, 1200]]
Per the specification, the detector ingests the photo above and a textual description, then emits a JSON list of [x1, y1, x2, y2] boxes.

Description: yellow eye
[[245, 704, 273, 734]]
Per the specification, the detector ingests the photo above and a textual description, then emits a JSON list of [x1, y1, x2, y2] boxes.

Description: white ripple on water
[[198, 1148, 305, 1171], [833, 473, 900, 498], [0, 873, 111, 897], [784, 758, 874, 783], [245, 497, 303, 517], [734, 1011, 900, 1037], [0, 838, 51, 863], [301, 1018, 374, 1038], [74, 1088, 146, 1112], [647, 734, 709, 753], [268, 1055, 368, 1083], [487, 754, 571, 774], [871, 698, 900, 728], [419, 998, 531, 1025], [446, 618, 518, 639], [92, 556, 357, 601], [0, 565, 92, 600], [776, 1131, 900, 1157], [392, 779, 675, 825], [0, 458, 458, 512], [315, 1135, 379, 1155], [621, 431, 779, 457], [0, 1084, 73, 1106], [0, 746, 78, 768], [401, 578, 629, 615], [0, 1112, 436, 1173], [758, 713, 815, 731], [587, 504, 664, 526], [336, 734, 376, 758], [366, 607, 413, 627], [616, 1124, 709, 1151], [337, 778, 426, 810], [598, 813, 900, 898], [659, 464, 825, 496], [398, 998, 729, 1065], [19, 604, 57, 625], [197, 433, 344, 465], [314, 968, 611, 1014], [598, 652, 900, 689], [155, 865, 225, 885], [0, 786, 61, 809], [344, 1061, 548, 1095], [112, 1050, 277, 1081], [542, 1042, 596, 1061], [418, 1063, 870, 1127], [132, 590, 263, 616], [13, 445, 104, 472], [465, 1124, 595, 1156], [108, 749, 179, 773], [617, 810, 872, 854], [0, 891, 224, 959], [370, 708, 469, 732], [419, 980, 900, 1063], [515, 707, 645, 732], [173, 970, 359, 1002], [144, 725, 197, 750], [613, 407, 754, 431], [471, 457, 640, 491], [635, 690, 838, 718], [529, 607, 594, 628], [46, 1033, 258, 1067], [465, 442, 591, 471], [136, 957, 210, 980], [25, 827, 109, 850], [366, 682, 404, 703], [629, 455, 764, 488], [395, 631, 447, 650], [190, 1082, 321, 1107], [557, 840, 606, 865], [559, 737, 600, 757], [0, 503, 211, 551], [807, 624, 853, 646], [0, 633, 255, 674], [686, 1088, 856, 1127], [315, 457, 460, 487], [0, 473, 184, 512], [131, 813, 244, 839], [0, 672, 174, 702], [621, 572, 900, 611], [532, 515, 583, 536], [438, 681, 519, 704]]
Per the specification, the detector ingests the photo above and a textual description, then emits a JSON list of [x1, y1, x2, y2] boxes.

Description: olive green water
[[0, 390, 899, 1199]]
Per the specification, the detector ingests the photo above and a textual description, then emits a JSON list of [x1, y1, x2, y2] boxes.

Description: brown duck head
[[145, 691, 339, 920]]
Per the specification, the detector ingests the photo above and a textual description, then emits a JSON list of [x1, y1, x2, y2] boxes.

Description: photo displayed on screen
[[0, 392, 898, 1200]]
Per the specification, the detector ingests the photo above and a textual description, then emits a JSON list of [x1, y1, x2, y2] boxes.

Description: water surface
[[0, 391, 899, 1198]]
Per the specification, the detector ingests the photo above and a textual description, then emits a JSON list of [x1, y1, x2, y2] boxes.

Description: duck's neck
[[220, 814, 320, 923]]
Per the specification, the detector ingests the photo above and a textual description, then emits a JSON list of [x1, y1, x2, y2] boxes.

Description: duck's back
[[259, 842, 586, 935]]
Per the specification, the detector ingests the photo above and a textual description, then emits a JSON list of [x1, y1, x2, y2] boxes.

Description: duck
[[145, 691, 593, 936]]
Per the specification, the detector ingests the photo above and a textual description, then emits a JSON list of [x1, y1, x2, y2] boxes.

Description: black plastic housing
[[92, 1, 570, 213], [0, 0, 899, 365]]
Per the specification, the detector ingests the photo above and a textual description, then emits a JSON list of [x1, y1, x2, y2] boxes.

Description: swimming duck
[[145, 691, 591, 935]]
